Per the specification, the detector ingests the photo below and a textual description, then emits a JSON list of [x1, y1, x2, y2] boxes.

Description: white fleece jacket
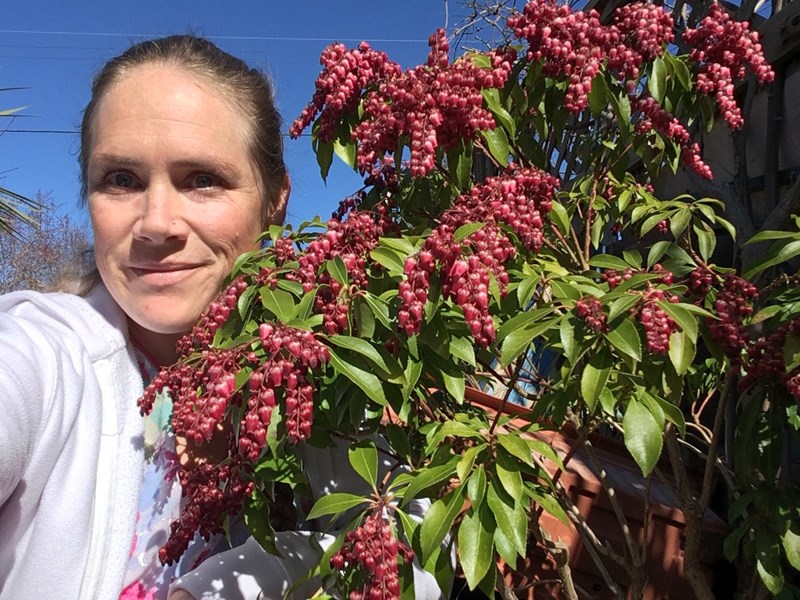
[[0, 287, 445, 600], [0, 285, 144, 600]]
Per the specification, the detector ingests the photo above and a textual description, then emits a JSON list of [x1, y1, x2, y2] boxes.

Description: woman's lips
[[129, 263, 203, 286]]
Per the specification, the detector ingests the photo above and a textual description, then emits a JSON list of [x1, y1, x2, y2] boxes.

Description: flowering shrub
[[142, 2, 800, 598]]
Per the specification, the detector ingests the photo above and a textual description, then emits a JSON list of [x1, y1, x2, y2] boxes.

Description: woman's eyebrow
[[89, 153, 141, 170], [172, 158, 241, 180]]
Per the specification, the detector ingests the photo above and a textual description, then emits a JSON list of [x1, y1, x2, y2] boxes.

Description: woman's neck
[[127, 319, 182, 366]]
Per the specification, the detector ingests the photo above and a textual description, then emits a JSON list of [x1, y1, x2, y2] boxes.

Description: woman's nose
[[132, 183, 189, 243]]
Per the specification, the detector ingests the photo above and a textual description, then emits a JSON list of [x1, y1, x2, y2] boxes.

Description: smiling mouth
[[130, 264, 202, 285]]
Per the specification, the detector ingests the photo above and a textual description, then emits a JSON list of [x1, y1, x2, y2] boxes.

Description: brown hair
[[79, 34, 287, 226]]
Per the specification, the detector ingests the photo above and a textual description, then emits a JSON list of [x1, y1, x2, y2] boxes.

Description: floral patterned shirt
[[118, 346, 219, 600]]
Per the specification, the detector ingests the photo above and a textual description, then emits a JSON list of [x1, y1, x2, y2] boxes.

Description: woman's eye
[[110, 172, 135, 188], [194, 173, 216, 188]]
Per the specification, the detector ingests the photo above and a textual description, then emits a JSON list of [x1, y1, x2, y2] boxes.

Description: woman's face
[[87, 64, 284, 360]]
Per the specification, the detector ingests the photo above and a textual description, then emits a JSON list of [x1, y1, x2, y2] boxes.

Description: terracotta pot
[[463, 387, 728, 600]]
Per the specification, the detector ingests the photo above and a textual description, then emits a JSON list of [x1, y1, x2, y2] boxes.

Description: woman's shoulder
[[0, 285, 129, 360]]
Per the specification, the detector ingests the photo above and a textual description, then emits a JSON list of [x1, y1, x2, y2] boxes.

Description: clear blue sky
[[0, 1, 460, 228]]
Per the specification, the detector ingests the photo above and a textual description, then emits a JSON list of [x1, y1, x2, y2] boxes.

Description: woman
[[0, 35, 442, 600]]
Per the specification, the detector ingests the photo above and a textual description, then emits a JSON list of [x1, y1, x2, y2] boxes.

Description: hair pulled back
[[79, 34, 287, 226]]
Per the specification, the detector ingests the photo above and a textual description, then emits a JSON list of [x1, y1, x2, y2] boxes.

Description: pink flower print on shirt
[[119, 581, 156, 600]]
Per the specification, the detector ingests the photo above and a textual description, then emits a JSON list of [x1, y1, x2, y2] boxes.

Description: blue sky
[[0, 1, 458, 228]]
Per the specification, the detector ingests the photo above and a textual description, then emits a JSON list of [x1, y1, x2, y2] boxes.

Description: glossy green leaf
[[468, 464, 488, 507], [457, 444, 485, 482], [487, 482, 527, 556], [587, 74, 607, 116], [608, 294, 640, 322], [454, 222, 486, 243], [531, 489, 570, 526], [668, 329, 695, 375], [458, 502, 496, 589], [605, 318, 642, 362], [315, 138, 334, 180], [623, 398, 663, 476], [499, 318, 559, 367], [782, 528, 800, 571], [581, 347, 613, 412], [420, 487, 465, 562], [757, 527, 785, 594], [648, 57, 667, 103], [306, 492, 368, 520], [482, 88, 516, 136], [325, 256, 348, 285], [403, 457, 460, 504], [363, 292, 392, 329], [333, 137, 357, 168], [348, 440, 378, 489], [743, 239, 800, 279], [497, 432, 533, 467], [370, 246, 406, 274], [259, 286, 298, 323], [784, 334, 800, 372], [647, 240, 672, 268], [481, 127, 510, 165], [560, 316, 577, 363], [589, 254, 630, 270], [328, 349, 388, 406], [496, 450, 524, 502], [657, 301, 698, 343], [549, 200, 570, 235], [327, 335, 403, 380], [669, 208, 691, 238], [449, 335, 476, 367]]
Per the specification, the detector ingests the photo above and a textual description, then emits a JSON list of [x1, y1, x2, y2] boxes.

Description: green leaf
[[363, 292, 392, 329], [605, 319, 642, 362], [450, 335, 476, 367], [531, 490, 570, 526], [499, 317, 559, 367], [454, 222, 486, 243], [745, 229, 800, 244], [782, 528, 800, 571], [757, 527, 785, 594], [333, 137, 357, 168], [327, 335, 403, 380], [482, 88, 516, 136], [657, 301, 698, 343], [244, 490, 282, 557], [581, 347, 613, 412], [487, 482, 527, 557], [370, 246, 406, 274], [743, 239, 800, 279], [560, 316, 577, 364], [493, 518, 519, 568], [458, 502, 496, 589], [623, 398, 663, 476], [481, 127, 510, 165], [647, 240, 672, 268], [457, 444, 485, 482], [648, 57, 668, 103], [589, 254, 631, 270], [497, 433, 533, 467], [420, 487, 465, 563], [348, 440, 378, 489], [588, 74, 607, 116], [306, 492, 368, 520], [496, 450, 524, 502], [403, 456, 460, 504], [468, 464, 488, 507], [315, 138, 334, 180], [668, 329, 696, 375], [608, 294, 640, 322], [328, 349, 388, 406], [670, 208, 691, 239], [694, 223, 716, 262], [549, 200, 570, 236], [785, 334, 800, 372], [325, 256, 348, 285], [259, 286, 298, 323]]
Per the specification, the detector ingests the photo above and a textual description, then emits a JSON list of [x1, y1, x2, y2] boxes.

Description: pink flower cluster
[[291, 29, 516, 179], [329, 510, 414, 600], [508, 0, 673, 112], [293, 204, 398, 335], [682, 3, 774, 130], [707, 274, 758, 362], [399, 166, 558, 347], [290, 42, 401, 142]]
